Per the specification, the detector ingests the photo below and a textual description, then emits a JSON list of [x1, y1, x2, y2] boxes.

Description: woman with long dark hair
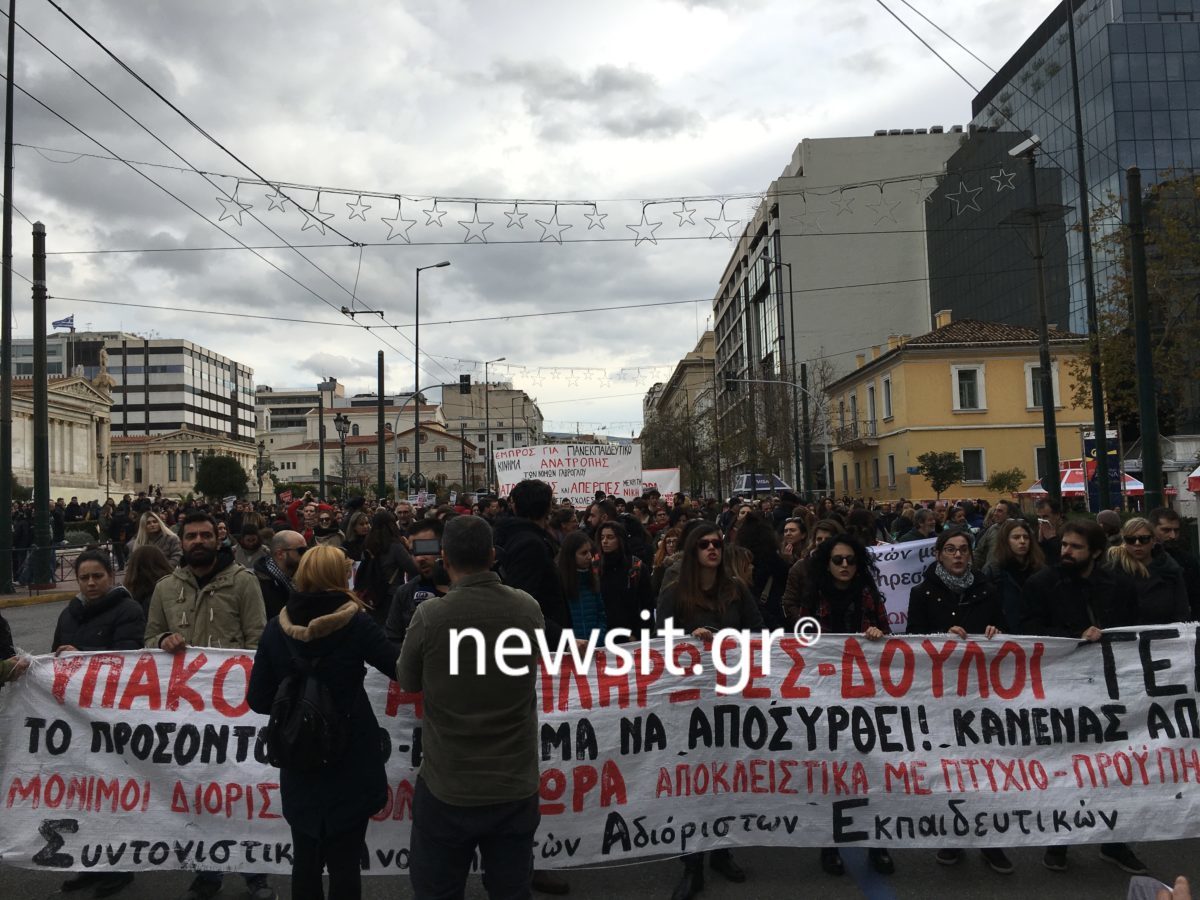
[[656, 523, 762, 900], [651, 526, 683, 598], [733, 511, 790, 628], [248, 545, 399, 900], [595, 521, 652, 634], [123, 544, 174, 617], [982, 518, 1045, 633], [556, 531, 604, 639], [797, 533, 894, 878], [341, 512, 371, 561], [354, 510, 417, 624]]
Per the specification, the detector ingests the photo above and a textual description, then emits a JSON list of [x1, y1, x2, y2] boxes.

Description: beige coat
[[144, 558, 266, 650]]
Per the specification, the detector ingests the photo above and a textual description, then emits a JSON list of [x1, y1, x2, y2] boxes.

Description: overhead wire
[[13, 7, 462, 388]]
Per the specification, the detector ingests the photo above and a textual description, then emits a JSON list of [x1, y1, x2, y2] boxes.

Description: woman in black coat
[[907, 530, 1013, 876], [52, 549, 145, 653], [51, 548, 144, 897], [595, 521, 653, 635], [248, 544, 400, 900]]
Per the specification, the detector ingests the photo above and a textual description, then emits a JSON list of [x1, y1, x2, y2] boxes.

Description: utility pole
[[376, 351, 385, 498], [800, 363, 814, 496], [30, 222, 52, 586], [1126, 167, 1164, 510], [0, 0, 17, 593], [1066, 1, 1111, 507]]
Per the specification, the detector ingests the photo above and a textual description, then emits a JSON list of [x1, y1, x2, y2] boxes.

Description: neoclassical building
[[11, 374, 113, 501]]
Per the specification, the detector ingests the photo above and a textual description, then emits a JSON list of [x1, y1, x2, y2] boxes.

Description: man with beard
[[253, 530, 307, 619], [1149, 507, 1200, 619], [394, 500, 416, 535], [145, 512, 273, 900], [1019, 519, 1146, 877]]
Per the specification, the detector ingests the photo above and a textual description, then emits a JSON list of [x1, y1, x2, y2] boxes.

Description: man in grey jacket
[[145, 512, 273, 900]]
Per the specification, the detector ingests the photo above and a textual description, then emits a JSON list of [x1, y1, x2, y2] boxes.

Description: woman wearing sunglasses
[[656, 523, 762, 900], [907, 529, 1013, 876], [797, 533, 895, 878], [312, 510, 346, 549], [1108, 517, 1189, 625]]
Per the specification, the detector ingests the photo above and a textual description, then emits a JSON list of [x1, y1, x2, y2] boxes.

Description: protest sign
[[2, 628, 1199, 874], [641, 468, 681, 497], [494, 444, 643, 507], [868, 538, 936, 633]]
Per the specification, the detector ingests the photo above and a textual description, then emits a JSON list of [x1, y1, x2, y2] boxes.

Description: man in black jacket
[[1150, 507, 1200, 619], [490, 479, 570, 896], [253, 530, 306, 620], [1020, 519, 1146, 876]]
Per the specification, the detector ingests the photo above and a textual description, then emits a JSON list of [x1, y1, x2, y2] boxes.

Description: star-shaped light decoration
[[866, 195, 902, 225], [301, 193, 334, 234], [945, 180, 984, 215], [265, 189, 289, 212], [829, 190, 855, 217], [705, 203, 740, 240], [584, 204, 607, 230], [627, 206, 663, 246], [990, 168, 1017, 192], [423, 200, 448, 227], [673, 202, 697, 227], [536, 206, 572, 243], [909, 177, 936, 205], [381, 198, 417, 243], [216, 186, 252, 226], [504, 203, 527, 229], [346, 195, 372, 221], [790, 195, 824, 234], [459, 204, 494, 243]]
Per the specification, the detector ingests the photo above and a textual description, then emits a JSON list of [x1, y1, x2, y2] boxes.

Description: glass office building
[[971, 0, 1200, 330]]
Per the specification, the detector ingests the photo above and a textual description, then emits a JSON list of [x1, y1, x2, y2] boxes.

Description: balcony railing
[[833, 419, 879, 448]]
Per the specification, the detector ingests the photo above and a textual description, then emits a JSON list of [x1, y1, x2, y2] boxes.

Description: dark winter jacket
[[355, 542, 417, 626], [1127, 546, 1191, 625], [493, 516, 568, 639], [1162, 543, 1200, 621], [253, 556, 292, 620], [750, 552, 791, 629], [595, 552, 653, 635], [384, 575, 444, 647], [657, 579, 764, 634], [982, 560, 1040, 634], [907, 563, 1004, 635], [247, 590, 399, 839], [52, 586, 146, 651], [1020, 561, 1137, 638]]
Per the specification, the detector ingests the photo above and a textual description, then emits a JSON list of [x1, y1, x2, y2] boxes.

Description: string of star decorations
[[425, 360, 679, 391], [206, 161, 1028, 247]]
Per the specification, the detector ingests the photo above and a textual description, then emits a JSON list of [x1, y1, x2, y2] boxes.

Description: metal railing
[[833, 419, 879, 447]]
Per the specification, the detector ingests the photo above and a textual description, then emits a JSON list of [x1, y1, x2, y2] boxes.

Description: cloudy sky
[[7, 0, 1056, 434]]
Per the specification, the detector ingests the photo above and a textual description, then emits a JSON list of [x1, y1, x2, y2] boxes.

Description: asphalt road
[[1, 599, 1195, 899]]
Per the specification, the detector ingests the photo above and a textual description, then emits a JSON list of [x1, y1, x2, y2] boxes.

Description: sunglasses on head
[[831, 554, 857, 566], [697, 538, 723, 551], [1124, 534, 1153, 545]]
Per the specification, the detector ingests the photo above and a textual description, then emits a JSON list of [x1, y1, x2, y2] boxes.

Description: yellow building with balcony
[[826, 312, 1094, 502]]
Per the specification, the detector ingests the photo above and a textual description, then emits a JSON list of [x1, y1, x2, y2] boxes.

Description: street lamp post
[[483, 356, 505, 490], [256, 439, 266, 502], [333, 412, 350, 500], [414, 261, 451, 496]]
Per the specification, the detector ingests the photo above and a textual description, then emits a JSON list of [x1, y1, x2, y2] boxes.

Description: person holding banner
[[248, 544, 400, 900], [1108, 517, 1191, 626], [796, 533, 895, 877], [1020, 520, 1149, 876], [656, 523, 762, 900], [907, 530, 1014, 875], [0, 610, 28, 686]]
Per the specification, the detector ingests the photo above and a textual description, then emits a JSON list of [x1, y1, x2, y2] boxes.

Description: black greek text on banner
[[1, 628, 1199, 873]]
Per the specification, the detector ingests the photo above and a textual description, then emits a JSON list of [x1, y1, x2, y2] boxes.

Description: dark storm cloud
[[481, 60, 702, 141]]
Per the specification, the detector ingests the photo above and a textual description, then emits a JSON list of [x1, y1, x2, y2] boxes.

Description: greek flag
[[51, 315, 74, 330]]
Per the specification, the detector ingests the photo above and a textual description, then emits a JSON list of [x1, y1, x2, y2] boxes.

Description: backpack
[[262, 639, 349, 771]]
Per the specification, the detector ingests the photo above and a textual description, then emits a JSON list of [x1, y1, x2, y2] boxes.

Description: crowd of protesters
[[1, 483, 1198, 899]]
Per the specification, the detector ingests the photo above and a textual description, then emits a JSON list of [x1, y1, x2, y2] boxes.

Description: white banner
[[2, 630, 1199, 874], [494, 444, 643, 507], [868, 538, 936, 633], [641, 468, 681, 497]]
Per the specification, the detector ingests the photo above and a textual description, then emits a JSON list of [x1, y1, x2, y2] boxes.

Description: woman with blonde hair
[[248, 544, 398, 900], [126, 511, 182, 567], [1108, 517, 1189, 625]]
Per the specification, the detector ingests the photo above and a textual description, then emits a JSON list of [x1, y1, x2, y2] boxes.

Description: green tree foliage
[[916, 451, 964, 499], [194, 453, 250, 500], [1068, 174, 1200, 435], [985, 467, 1026, 496]]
